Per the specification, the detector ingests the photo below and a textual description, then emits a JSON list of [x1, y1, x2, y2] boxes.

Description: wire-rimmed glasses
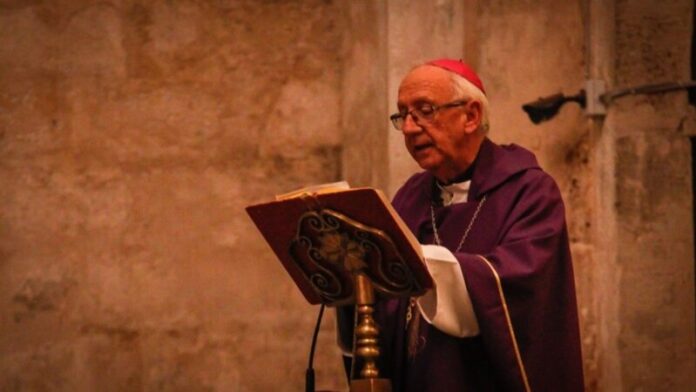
[[389, 100, 467, 130]]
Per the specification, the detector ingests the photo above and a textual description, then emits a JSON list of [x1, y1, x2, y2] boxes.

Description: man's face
[[397, 66, 479, 182]]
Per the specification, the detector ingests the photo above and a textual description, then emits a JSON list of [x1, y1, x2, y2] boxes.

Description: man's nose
[[401, 113, 423, 134]]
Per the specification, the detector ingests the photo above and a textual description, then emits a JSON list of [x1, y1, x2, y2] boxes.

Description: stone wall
[[608, 0, 696, 389], [0, 1, 346, 391], [2, 0, 695, 391]]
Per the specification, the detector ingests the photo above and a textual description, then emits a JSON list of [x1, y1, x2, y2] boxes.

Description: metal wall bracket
[[584, 79, 607, 116]]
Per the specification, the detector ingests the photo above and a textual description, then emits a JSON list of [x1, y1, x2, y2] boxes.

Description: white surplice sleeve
[[416, 244, 480, 337]]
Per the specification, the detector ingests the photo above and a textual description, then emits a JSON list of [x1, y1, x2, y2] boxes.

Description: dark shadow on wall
[[691, 2, 696, 336], [690, 2, 696, 105]]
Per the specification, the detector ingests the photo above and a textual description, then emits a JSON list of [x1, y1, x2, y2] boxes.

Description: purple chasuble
[[376, 138, 584, 391]]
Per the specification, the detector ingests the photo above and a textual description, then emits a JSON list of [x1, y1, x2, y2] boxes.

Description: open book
[[246, 182, 432, 305]]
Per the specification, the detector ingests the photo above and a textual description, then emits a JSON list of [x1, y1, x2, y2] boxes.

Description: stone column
[[386, 0, 465, 196], [596, 0, 696, 390], [341, 0, 389, 191], [588, 1, 622, 390]]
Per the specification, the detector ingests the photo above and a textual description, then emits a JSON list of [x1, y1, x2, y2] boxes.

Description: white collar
[[437, 180, 471, 206]]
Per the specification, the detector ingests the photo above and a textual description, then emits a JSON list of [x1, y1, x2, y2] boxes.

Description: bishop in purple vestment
[[340, 59, 584, 391]]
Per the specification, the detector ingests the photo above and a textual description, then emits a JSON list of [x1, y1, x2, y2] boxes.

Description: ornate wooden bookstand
[[288, 205, 429, 392]]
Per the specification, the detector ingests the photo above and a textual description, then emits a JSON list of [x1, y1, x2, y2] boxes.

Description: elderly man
[[341, 59, 584, 391]]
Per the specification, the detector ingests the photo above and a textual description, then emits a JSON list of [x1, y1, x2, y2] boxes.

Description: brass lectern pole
[[350, 273, 391, 392]]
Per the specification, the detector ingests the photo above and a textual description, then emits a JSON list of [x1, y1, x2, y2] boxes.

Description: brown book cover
[[246, 186, 433, 305]]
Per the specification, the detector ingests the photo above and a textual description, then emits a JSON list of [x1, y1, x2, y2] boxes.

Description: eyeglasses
[[389, 100, 468, 130]]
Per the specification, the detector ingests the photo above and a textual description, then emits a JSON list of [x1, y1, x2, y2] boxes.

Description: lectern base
[[350, 378, 392, 392]]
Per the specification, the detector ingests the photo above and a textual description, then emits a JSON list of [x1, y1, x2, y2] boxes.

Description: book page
[[372, 189, 424, 260], [275, 180, 351, 201]]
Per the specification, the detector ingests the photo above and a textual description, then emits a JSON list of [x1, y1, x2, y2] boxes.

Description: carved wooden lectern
[[246, 188, 432, 392], [289, 207, 430, 392]]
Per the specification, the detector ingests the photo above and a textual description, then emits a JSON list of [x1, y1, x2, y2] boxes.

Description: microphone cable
[[305, 304, 326, 392]]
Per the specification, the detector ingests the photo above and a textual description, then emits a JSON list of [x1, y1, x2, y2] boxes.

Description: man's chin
[[411, 157, 454, 180], [414, 158, 442, 173]]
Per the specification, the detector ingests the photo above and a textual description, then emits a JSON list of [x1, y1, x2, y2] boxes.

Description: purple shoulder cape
[[378, 138, 584, 391]]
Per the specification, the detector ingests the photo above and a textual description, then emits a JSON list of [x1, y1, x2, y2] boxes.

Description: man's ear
[[463, 101, 482, 134]]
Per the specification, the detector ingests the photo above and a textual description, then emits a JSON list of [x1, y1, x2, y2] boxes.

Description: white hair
[[448, 72, 490, 134]]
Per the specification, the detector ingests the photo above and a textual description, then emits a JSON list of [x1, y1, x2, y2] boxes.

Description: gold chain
[[406, 195, 487, 329], [430, 195, 487, 252]]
